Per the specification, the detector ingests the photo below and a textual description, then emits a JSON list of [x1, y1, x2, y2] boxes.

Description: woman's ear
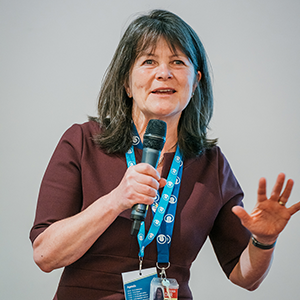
[[126, 89, 132, 98], [196, 71, 202, 82], [124, 82, 132, 98], [193, 71, 202, 92]]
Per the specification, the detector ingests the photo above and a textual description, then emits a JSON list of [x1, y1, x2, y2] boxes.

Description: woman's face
[[156, 288, 163, 298], [126, 38, 201, 125]]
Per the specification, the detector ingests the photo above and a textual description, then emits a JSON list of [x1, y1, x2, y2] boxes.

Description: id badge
[[122, 267, 157, 300], [150, 277, 179, 300]]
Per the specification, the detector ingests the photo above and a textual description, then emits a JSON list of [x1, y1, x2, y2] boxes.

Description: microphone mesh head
[[143, 119, 167, 150]]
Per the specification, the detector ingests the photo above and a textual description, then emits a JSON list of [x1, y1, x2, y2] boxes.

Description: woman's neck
[[133, 116, 178, 155]]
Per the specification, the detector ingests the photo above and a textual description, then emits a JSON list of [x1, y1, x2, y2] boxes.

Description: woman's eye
[[144, 59, 154, 65], [173, 60, 184, 65]]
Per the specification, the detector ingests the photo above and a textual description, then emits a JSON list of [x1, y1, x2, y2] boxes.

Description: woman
[[30, 9, 300, 299], [154, 287, 164, 300]]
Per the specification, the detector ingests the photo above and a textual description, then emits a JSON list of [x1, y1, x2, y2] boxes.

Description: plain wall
[[1, 0, 299, 299]]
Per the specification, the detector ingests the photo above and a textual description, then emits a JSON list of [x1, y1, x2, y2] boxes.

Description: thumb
[[159, 178, 167, 188], [232, 206, 251, 227]]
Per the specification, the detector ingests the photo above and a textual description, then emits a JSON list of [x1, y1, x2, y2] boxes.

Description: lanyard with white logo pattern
[[125, 125, 183, 264]]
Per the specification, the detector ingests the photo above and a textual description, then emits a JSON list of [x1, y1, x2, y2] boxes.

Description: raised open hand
[[232, 173, 300, 244]]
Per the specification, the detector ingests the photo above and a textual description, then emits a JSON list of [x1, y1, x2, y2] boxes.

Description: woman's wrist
[[251, 235, 277, 250]]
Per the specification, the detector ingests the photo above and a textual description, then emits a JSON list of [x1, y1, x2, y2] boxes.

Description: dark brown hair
[[91, 9, 217, 159]]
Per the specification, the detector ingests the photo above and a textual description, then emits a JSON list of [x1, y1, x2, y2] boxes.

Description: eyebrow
[[137, 52, 185, 59]]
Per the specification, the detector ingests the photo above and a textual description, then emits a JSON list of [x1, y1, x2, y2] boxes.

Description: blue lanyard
[[125, 126, 183, 263]]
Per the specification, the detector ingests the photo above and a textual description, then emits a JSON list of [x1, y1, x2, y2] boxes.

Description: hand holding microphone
[[130, 119, 167, 235]]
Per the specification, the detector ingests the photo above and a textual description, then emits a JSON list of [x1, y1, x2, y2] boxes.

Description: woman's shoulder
[[187, 145, 223, 164], [61, 120, 101, 141], [202, 145, 235, 172], [66, 119, 101, 134], [52, 120, 102, 156], [185, 145, 235, 179]]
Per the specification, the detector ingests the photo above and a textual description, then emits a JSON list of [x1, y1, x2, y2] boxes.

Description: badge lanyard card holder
[[122, 127, 181, 300]]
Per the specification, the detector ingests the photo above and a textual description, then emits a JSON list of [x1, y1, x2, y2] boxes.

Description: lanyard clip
[[156, 262, 170, 279], [139, 257, 143, 275]]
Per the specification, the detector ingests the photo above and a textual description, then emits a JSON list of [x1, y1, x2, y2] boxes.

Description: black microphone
[[130, 119, 167, 236]]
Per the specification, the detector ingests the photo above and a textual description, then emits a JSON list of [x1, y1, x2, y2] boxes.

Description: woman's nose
[[155, 63, 173, 80]]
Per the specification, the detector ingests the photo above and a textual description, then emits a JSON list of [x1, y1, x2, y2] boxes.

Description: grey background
[[1, 0, 299, 299]]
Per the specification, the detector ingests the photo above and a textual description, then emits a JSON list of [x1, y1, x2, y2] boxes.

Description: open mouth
[[151, 88, 176, 94]]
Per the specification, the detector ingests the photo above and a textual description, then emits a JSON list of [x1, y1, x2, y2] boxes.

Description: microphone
[[130, 119, 167, 236]]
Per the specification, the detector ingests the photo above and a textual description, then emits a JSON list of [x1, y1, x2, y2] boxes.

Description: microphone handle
[[141, 148, 160, 167], [130, 148, 161, 236]]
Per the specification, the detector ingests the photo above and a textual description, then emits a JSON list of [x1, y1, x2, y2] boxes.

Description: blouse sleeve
[[209, 148, 251, 277], [29, 124, 84, 243]]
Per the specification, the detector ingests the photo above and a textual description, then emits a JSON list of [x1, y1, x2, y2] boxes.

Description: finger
[[137, 174, 160, 189], [269, 173, 286, 202], [278, 179, 294, 205], [130, 164, 160, 187], [257, 177, 267, 203], [232, 206, 252, 227], [159, 178, 167, 188], [136, 163, 161, 181], [123, 169, 158, 198], [287, 201, 300, 216], [133, 179, 159, 198]]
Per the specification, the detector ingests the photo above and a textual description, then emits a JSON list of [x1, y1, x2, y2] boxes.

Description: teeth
[[154, 89, 174, 93]]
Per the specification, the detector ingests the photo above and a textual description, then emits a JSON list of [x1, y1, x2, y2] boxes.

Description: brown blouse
[[30, 121, 250, 299]]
